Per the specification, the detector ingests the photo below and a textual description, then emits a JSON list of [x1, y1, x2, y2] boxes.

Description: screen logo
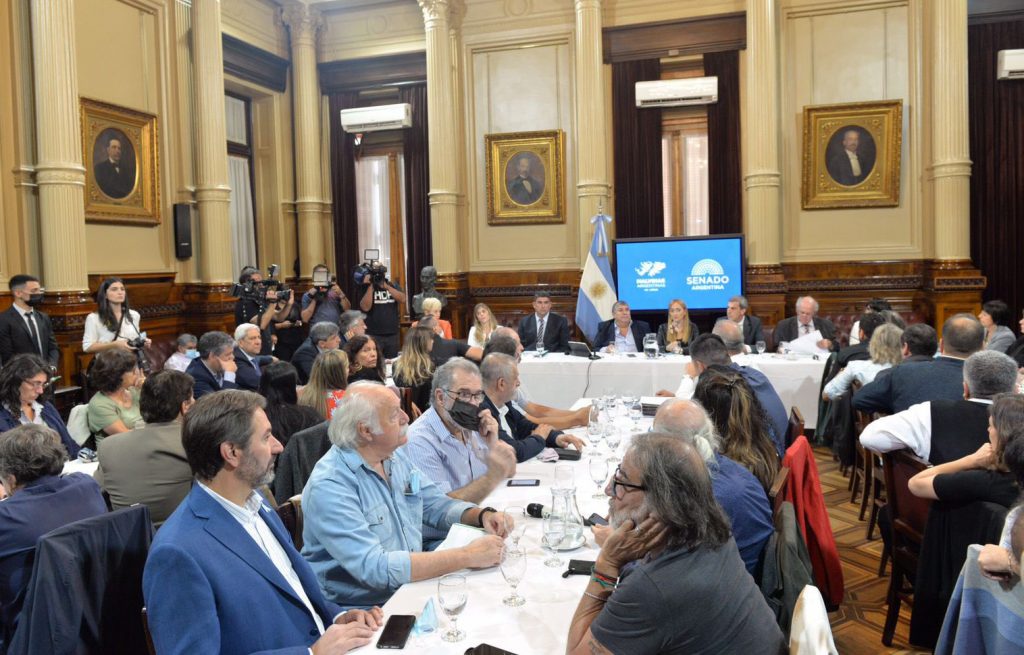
[[634, 261, 666, 277], [686, 258, 730, 291], [634, 261, 667, 293]]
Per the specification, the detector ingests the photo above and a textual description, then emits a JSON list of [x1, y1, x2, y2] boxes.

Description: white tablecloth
[[62, 459, 99, 477], [518, 352, 827, 425]]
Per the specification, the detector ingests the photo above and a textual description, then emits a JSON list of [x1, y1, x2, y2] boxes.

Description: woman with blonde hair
[[823, 323, 903, 400], [468, 303, 499, 349], [656, 299, 700, 354], [412, 297, 452, 339], [392, 326, 436, 414], [298, 349, 349, 420]]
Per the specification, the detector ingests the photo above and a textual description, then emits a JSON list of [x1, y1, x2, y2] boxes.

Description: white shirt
[[163, 352, 192, 373], [859, 398, 993, 461], [19, 400, 45, 426], [845, 148, 862, 177], [82, 309, 142, 351], [823, 360, 892, 398], [496, 402, 513, 436], [196, 482, 327, 636]]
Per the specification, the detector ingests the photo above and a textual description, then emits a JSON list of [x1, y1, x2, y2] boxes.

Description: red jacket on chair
[[782, 435, 844, 608]]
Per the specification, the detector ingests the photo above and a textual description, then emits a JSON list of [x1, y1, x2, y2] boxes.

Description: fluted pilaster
[[574, 0, 611, 243], [282, 2, 326, 271], [929, 0, 971, 260], [30, 0, 88, 292], [743, 0, 781, 267], [192, 0, 233, 282]]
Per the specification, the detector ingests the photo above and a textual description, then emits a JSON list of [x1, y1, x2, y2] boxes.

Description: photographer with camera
[[300, 264, 350, 326], [355, 252, 405, 359], [233, 266, 293, 357]]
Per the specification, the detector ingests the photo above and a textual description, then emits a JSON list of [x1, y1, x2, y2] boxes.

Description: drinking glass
[[627, 397, 643, 429], [755, 340, 766, 355], [587, 402, 604, 448], [589, 457, 609, 499], [605, 430, 622, 463], [437, 574, 468, 642], [542, 516, 566, 567], [504, 506, 526, 547], [500, 546, 527, 607], [553, 463, 575, 491]]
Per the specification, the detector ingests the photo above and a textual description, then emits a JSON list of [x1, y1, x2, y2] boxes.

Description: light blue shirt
[[614, 324, 638, 353], [301, 445, 473, 610]]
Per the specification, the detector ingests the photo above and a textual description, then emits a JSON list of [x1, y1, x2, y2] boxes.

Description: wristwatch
[[477, 506, 497, 528]]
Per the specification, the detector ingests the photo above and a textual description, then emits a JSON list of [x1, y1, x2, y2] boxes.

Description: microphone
[[526, 503, 549, 519]]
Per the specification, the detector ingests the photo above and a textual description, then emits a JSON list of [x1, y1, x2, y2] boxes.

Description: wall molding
[[222, 34, 290, 93], [602, 12, 747, 63]]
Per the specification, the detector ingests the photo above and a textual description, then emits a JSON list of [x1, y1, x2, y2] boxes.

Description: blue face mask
[[185, 349, 200, 360]]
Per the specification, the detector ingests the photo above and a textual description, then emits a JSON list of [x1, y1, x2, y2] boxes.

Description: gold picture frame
[[801, 100, 902, 210], [80, 97, 160, 225], [485, 129, 565, 225]]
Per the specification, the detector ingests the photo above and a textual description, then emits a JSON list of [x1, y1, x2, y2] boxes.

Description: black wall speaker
[[173, 203, 192, 259]]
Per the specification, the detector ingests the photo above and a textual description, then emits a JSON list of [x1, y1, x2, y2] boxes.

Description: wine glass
[[587, 403, 604, 449], [500, 546, 527, 607], [542, 516, 565, 567], [437, 574, 468, 642], [504, 506, 526, 547], [755, 340, 766, 355], [589, 457, 609, 499], [628, 397, 643, 430], [605, 430, 622, 463]]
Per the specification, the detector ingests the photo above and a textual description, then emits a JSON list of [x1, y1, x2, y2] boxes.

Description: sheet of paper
[[784, 329, 830, 356], [434, 522, 487, 552]]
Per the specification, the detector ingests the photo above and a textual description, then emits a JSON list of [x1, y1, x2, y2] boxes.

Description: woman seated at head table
[[82, 277, 151, 353], [656, 299, 700, 354], [86, 349, 145, 447], [467, 303, 499, 349], [410, 297, 452, 340], [0, 354, 80, 457]]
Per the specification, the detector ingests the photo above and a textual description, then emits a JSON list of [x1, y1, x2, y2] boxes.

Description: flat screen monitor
[[613, 235, 744, 311]]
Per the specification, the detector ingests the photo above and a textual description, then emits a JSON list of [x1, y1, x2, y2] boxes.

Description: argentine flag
[[576, 213, 617, 343]]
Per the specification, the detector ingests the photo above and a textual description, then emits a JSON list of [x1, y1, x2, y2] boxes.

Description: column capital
[[281, 1, 325, 46], [574, 0, 602, 11], [417, 0, 456, 29]]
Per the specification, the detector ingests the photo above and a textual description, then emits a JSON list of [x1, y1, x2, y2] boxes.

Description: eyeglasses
[[610, 465, 646, 499], [21, 380, 47, 389], [442, 388, 485, 404]]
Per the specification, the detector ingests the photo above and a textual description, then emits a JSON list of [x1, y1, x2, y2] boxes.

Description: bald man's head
[[652, 399, 720, 465], [712, 320, 744, 355]]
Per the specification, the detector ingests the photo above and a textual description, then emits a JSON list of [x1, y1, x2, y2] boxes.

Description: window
[[224, 93, 258, 271], [354, 144, 408, 315], [660, 60, 709, 237]]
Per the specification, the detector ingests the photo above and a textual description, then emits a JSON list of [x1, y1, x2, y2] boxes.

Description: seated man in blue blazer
[[479, 353, 584, 461], [593, 301, 651, 353], [517, 292, 571, 354], [232, 323, 273, 392], [185, 331, 239, 399], [143, 390, 382, 655]]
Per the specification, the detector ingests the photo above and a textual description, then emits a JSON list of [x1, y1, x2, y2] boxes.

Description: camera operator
[[300, 264, 351, 326], [233, 266, 292, 357], [356, 262, 405, 359]]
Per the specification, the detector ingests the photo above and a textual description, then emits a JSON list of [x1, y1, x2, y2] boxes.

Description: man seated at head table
[[143, 390, 382, 655], [715, 294, 764, 349], [404, 359, 517, 545], [301, 383, 510, 610], [0, 424, 108, 646], [482, 327, 590, 429], [772, 295, 838, 352], [592, 301, 651, 354], [479, 353, 585, 462], [565, 434, 786, 655], [658, 330, 787, 457]]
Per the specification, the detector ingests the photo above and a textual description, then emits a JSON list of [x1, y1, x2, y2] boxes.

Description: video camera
[[353, 249, 389, 287], [231, 264, 292, 308], [311, 268, 338, 300]]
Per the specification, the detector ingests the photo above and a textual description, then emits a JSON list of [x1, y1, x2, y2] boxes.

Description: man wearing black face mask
[[0, 274, 59, 368], [406, 359, 517, 546]]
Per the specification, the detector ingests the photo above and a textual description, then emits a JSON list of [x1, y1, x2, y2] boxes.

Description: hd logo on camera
[[687, 259, 730, 291]]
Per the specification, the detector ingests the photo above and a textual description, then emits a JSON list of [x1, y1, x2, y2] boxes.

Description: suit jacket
[[826, 149, 873, 186], [185, 358, 239, 399], [94, 159, 135, 198], [852, 356, 965, 415], [290, 339, 320, 385], [835, 342, 870, 369], [94, 421, 192, 528], [143, 485, 344, 655], [517, 312, 571, 354], [715, 315, 764, 347], [772, 316, 838, 351], [656, 321, 700, 353], [481, 396, 561, 462], [233, 346, 270, 392], [0, 306, 59, 367], [593, 319, 652, 352]]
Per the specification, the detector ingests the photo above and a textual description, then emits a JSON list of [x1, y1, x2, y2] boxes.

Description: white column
[[192, 0, 234, 282], [30, 0, 88, 292], [573, 0, 611, 245]]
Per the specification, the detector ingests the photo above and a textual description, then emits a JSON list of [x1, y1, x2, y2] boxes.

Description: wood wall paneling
[[602, 12, 747, 63], [222, 34, 290, 93]]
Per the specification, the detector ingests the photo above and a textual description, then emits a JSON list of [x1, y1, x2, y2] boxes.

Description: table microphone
[[526, 503, 549, 519]]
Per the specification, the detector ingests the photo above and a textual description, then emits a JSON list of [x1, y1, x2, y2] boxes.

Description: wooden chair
[[276, 495, 304, 551], [847, 381, 866, 500], [397, 386, 422, 420], [769, 466, 791, 516], [786, 406, 805, 449], [880, 449, 931, 647]]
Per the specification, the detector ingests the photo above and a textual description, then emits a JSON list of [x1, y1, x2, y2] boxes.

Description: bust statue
[[411, 265, 447, 317]]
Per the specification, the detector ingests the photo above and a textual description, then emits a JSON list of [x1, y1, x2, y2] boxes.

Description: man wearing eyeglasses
[[565, 434, 785, 655], [405, 359, 517, 547]]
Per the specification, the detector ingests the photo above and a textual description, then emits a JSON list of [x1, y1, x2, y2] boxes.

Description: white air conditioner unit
[[997, 49, 1024, 80], [339, 103, 412, 133], [635, 76, 718, 108]]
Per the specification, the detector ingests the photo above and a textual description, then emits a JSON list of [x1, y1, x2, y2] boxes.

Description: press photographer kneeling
[[232, 265, 294, 356]]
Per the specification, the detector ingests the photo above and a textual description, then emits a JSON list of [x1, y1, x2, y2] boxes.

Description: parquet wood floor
[[814, 446, 931, 654]]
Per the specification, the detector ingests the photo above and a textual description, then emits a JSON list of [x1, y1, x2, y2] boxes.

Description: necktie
[[24, 312, 43, 356], [536, 317, 546, 349], [802, 324, 810, 335]]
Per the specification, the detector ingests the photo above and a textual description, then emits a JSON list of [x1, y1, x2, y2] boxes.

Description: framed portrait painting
[[485, 129, 565, 225], [801, 100, 902, 210], [80, 98, 160, 225]]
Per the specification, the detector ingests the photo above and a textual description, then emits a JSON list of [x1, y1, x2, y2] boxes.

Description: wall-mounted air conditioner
[[997, 49, 1024, 80], [339, 103, 412, 133], [635, 77, 718, 108]]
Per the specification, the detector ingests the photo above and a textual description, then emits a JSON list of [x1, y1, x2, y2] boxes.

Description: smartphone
[[507, 479, 540, 487], [376, 614, 416, 649], [465, 645, 517, 655], [564, 559, 596, 576], [585, 513, 609, 527]]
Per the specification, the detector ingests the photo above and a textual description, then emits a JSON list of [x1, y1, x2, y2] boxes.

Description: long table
[[518, 352, 827, 425]]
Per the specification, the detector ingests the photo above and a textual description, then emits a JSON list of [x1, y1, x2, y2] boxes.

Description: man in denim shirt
[[302, 383, 510, 609]]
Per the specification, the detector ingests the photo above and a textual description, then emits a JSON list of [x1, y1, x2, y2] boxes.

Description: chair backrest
[[276, 495, 304, 551], [881, 449, 931, 547], [66, 404, 91, 446], [787, 406, 805, 448], [396, 386, 422, 420], [769, 466, 791, 516], [788, 585, 839, 655]]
